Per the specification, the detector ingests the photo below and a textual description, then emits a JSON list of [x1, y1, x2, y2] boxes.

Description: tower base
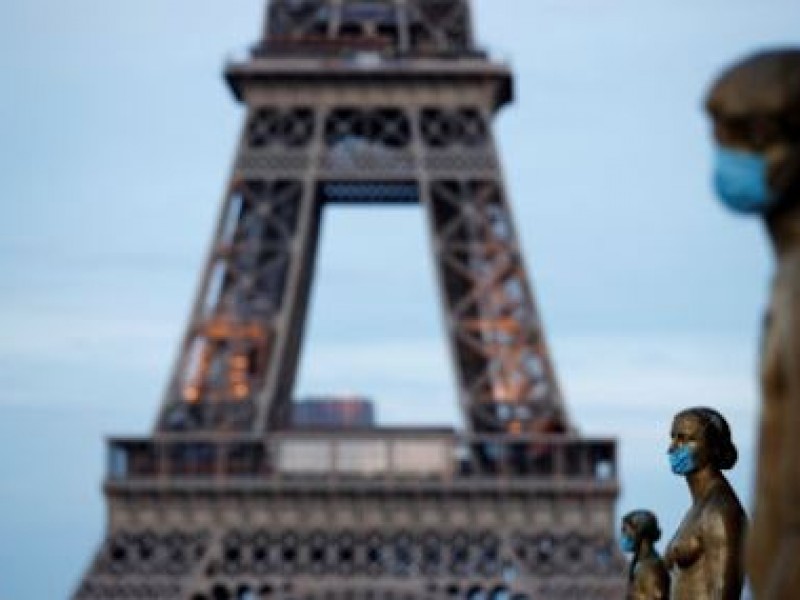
[[75, 433, 625, 599]]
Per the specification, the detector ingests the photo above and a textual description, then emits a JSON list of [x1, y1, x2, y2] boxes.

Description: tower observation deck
[[74, 1, 625, 598]]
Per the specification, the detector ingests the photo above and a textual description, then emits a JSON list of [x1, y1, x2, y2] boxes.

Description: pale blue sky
[[2, 1, 800, 598]]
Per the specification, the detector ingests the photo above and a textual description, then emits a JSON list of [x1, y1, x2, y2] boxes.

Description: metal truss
[[326, 108, 411, 149], [88, 527, 610, 583], [421, 108, 487, 148], [157, 179, 306, 432], [261, 0, 474, 57], [247, 108, 316, 149], [426, 179, 569, 434], [155, 102, 567, 437], [77, 525, 621, 599]]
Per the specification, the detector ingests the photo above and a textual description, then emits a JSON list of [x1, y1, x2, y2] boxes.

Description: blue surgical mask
[[713, 145, 775, 214], [668, 446, 697, 475], [620, 534, 636, 553]]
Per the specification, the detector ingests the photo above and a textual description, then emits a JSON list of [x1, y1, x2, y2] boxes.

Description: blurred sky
[[2, 0, 800, 598]]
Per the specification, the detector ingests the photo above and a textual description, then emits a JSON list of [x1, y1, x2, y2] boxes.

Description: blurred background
[[2, 0, 799, 597]]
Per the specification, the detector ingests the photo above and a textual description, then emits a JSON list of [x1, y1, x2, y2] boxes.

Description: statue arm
[[705, 507, 743, 600], [765, 263, 800, 596], [781, 263, 800, 520]]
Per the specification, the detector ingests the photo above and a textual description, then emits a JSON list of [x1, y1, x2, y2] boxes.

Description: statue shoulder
[[702, 483, 747, 542], [636, 554, 669, 577]]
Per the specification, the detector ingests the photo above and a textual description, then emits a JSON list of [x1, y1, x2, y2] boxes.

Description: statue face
[[620, 520, 637, 553], [706, 51, 800, 209], [669, 413, 711, 473], [622, 520, 636, 540], [712, 115, 784, 154]]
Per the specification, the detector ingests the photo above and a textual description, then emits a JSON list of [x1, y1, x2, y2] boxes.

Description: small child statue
[[620, 509, 670, 599]]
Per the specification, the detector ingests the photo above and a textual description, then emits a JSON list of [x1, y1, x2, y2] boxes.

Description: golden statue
[[665, 407, 747, 599], [621, 510, 670, 599], [705, 49, 800, 598]]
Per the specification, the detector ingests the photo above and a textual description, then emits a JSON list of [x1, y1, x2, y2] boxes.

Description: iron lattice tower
[[75, 2, 625, 598]]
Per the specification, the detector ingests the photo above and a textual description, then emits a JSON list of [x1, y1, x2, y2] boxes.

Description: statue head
[[668, 407, 738, 476], [621, 509, 661, 553], [705, 49, 800, 215]]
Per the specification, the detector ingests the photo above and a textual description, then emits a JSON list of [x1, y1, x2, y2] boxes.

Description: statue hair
[[623, 509, 661, 543], [676, 406, 738, 470]]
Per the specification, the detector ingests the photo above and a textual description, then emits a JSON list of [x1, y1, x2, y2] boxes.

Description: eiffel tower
[[75, 1, 625, 598]]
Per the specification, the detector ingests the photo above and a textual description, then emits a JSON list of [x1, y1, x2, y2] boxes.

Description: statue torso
[[667, 478, 746, 600], [750, 251, 800, 592], [628, 551, 669, 600]]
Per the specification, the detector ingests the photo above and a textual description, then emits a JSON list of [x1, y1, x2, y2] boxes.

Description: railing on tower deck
[[251, 37, 487, 60], [255, 35, 394, 57], [106, 430, 617, 486]]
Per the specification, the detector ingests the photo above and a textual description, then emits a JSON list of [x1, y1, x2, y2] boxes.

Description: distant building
[[291, 396, 375, 428]]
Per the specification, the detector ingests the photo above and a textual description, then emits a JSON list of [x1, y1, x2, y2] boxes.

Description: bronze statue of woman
[[620, 510, 669, 599], [665, 407, 746, 599], [705, 49, 800, 598]]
